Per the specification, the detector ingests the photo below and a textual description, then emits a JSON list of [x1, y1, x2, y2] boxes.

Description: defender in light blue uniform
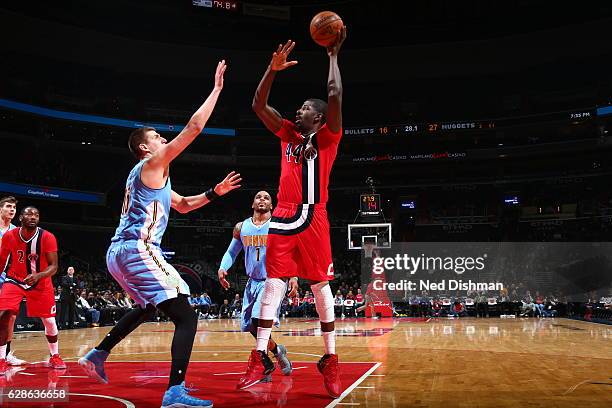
[[0, 223, 17, 288], [79, 60, 243, 408], [218, 191, 294, 378], [106, 159, 190, 307]]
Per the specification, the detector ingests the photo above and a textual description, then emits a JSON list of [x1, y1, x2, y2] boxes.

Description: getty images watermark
[[362, 242, 612, 302], [370, 252, 504, 292]]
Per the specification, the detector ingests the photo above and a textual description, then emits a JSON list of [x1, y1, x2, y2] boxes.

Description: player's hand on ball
[[327, 26, 347, 57], [214, 59, 227, 91], [270, 40, 298, 71], [214, 171, 242, 196], [24, 273, 41, 286], [218, 269, 230, 290], [287, 277, 298, 298]]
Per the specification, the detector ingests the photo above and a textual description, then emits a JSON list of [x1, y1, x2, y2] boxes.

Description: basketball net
[[363, 243, 374, 259]]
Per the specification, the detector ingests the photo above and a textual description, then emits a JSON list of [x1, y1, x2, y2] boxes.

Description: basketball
[[310, 11, 344, 47]]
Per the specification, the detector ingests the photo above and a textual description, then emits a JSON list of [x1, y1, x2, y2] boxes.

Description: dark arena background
[[0, 1, 611, 407]]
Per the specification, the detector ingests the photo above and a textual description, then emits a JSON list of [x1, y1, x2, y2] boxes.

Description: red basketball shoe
[[317, 353, 341, 398], [48, 354, 67, 369], [236, 350, 275, 390], [0, 358, 8, 376]]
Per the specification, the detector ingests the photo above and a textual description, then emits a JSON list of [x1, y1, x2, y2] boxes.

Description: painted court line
[[63, 349, 322, 360], [325, 362, 381, 408], [70, 393, 135, 408], [130, 376, 166, 379]]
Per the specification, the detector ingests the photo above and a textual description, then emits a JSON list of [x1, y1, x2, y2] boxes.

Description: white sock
[[48, 341, 59, 356], [323, 330, 336, 355], [0, 344, 6, 359], [256, 327, 272, 352]]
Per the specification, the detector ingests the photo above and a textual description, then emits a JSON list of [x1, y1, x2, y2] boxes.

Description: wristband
[[205, 187, 220, 201]]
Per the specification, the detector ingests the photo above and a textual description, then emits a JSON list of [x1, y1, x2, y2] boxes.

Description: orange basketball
[[310, 11, 344, 47]]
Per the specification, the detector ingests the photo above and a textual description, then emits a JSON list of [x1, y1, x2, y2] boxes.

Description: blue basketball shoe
[[161, 382, 213, 408], [78, 348, 109, 384]]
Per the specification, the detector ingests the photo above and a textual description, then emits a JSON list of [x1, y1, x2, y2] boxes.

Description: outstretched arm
[[218, 222, 244, 290], [325, 27, 347, 134], [148, 60, 227, 169], [171, 171, 241, 214], [252, 40, 298, 133]]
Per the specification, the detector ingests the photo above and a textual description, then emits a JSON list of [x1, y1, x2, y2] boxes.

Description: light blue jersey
[[112, 160, 171, 245], [240, 217, 269, 281], [107, 160, 189, 308], [220, 216, 284, 331], [0, 223, 16, 288]]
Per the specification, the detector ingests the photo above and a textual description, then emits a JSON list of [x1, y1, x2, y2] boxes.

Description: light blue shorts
[[106, 241, 190, 308], [241, 278, 283, 332]]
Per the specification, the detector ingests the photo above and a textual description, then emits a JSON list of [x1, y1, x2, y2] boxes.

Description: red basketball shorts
[[266, 202, 334, 282], [0, 280, 56, 317]]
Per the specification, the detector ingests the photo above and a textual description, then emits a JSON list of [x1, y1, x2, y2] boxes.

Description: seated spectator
[[449, 301, 467, 317], [301, 290, 315, 318], [431, 299, 443, 318], [200, 292, 217, 316], [334, 291, 344, 317], [355, 288, 364, 306], [290, 291, 303, 317], [231, 293, 242, 317], [76, 290, 100, 327], [219, 299, 231, 318]]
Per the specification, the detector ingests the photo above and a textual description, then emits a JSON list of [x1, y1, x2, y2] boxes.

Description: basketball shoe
[[78, 348, 109, 383], [47, 354, 66, 369], [274, 344, 293, 376], [317, 353, 341, 398], [236, 350, 275, 390], [6, 351, 26, 366], [161, 382, 213, 408]]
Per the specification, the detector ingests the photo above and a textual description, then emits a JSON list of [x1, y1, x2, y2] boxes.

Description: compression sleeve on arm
[[220, 238, 243, 271]]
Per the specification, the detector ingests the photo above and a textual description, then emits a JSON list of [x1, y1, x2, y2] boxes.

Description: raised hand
[[214, 60, 227, 90], [287, 277, 298, 298], [214, 171, 242, 196], [270, 40, 298, 71], [218, 269, 230, 290], [327, 26, 347, 57]]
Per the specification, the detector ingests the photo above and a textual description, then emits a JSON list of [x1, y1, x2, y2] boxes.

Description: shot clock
[[360, 193, 381, 216]]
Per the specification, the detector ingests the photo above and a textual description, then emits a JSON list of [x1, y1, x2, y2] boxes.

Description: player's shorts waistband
[[109, 239, 162, 248], [270, 202, 325, 235], [276, 202, 327, 211]]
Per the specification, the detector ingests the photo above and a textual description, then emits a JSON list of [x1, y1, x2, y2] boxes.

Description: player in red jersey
[[238, 27, 347, 397], [0, 206, 65, 376]]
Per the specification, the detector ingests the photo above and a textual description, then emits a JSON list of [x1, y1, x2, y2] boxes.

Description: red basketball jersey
[[274, 119, 342, 204], [0, 227, 57, 288]]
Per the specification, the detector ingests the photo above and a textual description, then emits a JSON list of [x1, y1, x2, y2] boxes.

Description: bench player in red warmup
[[0, 206, 65, 375], [238, 27, 347, 398]]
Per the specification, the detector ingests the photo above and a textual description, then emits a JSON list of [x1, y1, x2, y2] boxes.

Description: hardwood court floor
[[6, 317, 612, 407]]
